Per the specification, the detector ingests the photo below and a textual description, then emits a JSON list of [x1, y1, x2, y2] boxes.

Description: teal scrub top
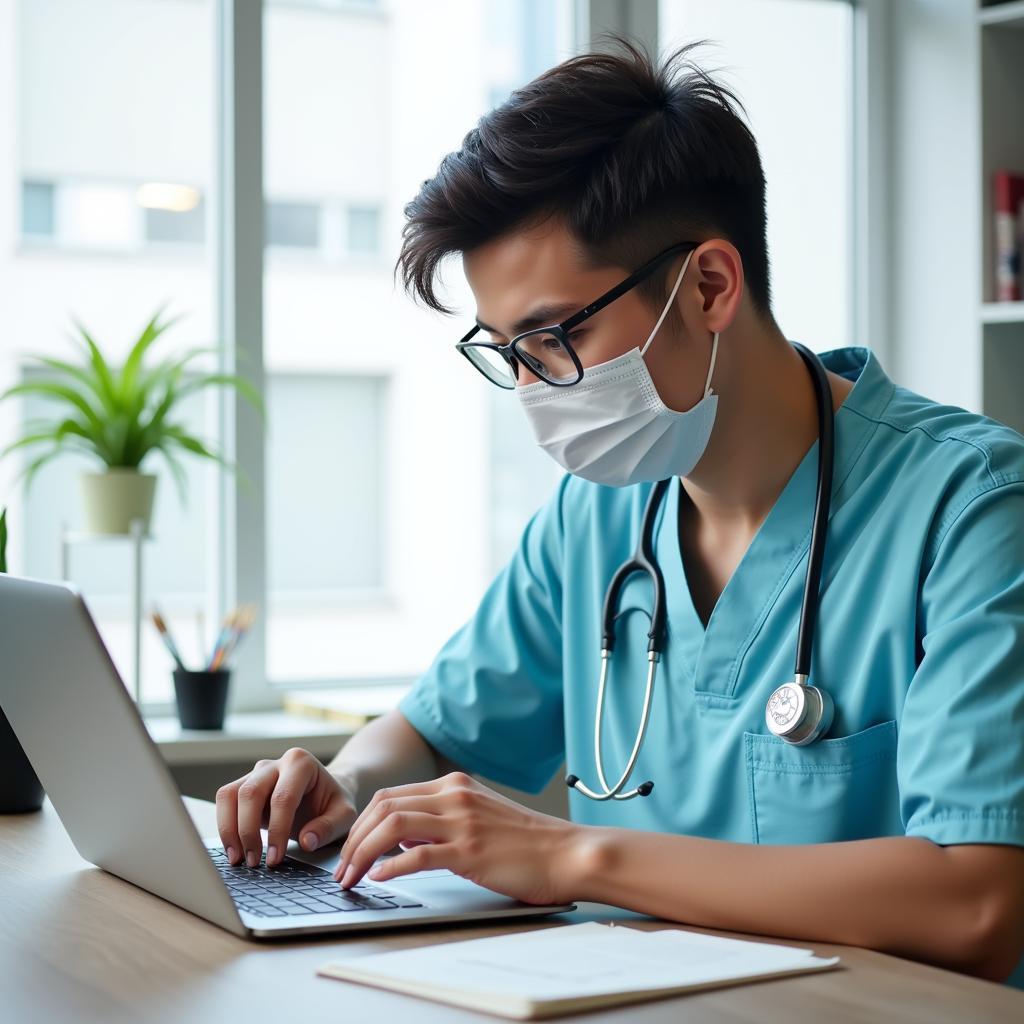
[[399, 347, 1024, 986]]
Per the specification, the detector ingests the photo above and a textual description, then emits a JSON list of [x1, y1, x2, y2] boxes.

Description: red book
[[994, 169, 1024, 302]]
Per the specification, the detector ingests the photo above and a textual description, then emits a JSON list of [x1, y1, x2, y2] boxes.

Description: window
[[2, 0, 858, 712], [59, 181, 140, 250], [265, 373, 388, 681], [659, 0, 854, 352], [20, 177, 208, 250], [262, 0, 577, 687], [18, 374, 212, 699], [3, 0, 217, 705], [144, 195, 206, 246], [21, 180, 55, 237], [266, 373, 386, 597], [346, 204, 380, 257], [266, 199, 321, 249]]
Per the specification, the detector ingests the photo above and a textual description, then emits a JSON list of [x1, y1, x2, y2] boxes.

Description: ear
[[691, 239, 744, 334]]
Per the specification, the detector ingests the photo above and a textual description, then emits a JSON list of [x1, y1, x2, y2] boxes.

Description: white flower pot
[[79, 469, 157, 535]]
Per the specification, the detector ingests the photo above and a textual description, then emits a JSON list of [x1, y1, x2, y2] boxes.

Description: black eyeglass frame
[[455, 241, 701, 389]]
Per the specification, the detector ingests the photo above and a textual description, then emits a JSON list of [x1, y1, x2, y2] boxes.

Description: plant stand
[[60, 518, 149, 704]]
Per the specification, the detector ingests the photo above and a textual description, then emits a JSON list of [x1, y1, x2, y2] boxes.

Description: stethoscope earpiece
[[565, 773, 655, 799]]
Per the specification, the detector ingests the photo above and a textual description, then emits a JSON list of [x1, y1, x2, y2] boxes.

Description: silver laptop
[[0, 574, 575, 938]]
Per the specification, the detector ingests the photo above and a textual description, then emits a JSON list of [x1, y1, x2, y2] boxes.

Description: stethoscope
[[566, 342, 836, 801]]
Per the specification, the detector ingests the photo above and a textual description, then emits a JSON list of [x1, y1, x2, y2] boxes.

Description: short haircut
[[396, 36, 774, 326]]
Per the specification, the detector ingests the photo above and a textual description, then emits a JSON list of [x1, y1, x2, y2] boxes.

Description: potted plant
[[0, 507, 46, 813], [0, 307, 261, 534]]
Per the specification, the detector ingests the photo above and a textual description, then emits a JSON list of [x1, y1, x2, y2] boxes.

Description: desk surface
[[2, 797, 1021, 1023]]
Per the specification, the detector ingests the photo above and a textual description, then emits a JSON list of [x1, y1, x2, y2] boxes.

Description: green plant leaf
[[30, 354, 118, 413], [164, 344, 220, 375], [0, 506, 7, 574], [120, 305, 168, 386], [21, 447, 67, 491], [2, 420, 100, 472], [162, 425, 226, 463], [119, 305, 187, 404], [70, 317, 121, 419], [2, 427, 64, 455], [1, 307, 268, 490], [0, 380, 114, 462], [131, 374, 185, 464], [102, 412, 136, 467], [154, 440, 189, 504], [176, 372, 265, 416]]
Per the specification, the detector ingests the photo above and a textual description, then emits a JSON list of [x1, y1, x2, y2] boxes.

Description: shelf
[[980, 1, 1024, 28], [145, 709, 356, 766], [61, 530, 154, 543], [981, 301, 1024, 324]]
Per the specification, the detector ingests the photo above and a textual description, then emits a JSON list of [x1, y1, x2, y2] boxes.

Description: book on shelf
[[282, 683, 411, 728], [994, 168, 1024, 302]]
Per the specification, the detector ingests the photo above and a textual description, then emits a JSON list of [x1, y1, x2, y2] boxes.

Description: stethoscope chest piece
[[765, 677, 834, 746]]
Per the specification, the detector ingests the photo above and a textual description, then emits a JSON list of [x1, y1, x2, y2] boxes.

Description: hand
[[215, 747, 357, 868], [333, 771, 580, 905]]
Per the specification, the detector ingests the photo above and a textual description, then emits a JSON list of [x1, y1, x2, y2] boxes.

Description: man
[[216, 41, 1024, 983]]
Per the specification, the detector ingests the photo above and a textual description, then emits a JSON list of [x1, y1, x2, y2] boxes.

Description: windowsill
[[145, 710, 357, 767]]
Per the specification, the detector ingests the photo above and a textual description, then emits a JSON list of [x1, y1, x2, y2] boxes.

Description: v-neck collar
[[653, 345, 894, 704]]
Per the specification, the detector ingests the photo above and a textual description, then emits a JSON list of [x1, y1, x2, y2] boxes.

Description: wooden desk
[[2, 797, 1021, 1023]]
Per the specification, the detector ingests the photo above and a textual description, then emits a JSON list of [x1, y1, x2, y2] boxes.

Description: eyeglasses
[[455, 241, 699, 390]]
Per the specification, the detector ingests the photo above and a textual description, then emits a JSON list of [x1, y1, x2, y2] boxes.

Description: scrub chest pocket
[[743, 720, 901, 845]]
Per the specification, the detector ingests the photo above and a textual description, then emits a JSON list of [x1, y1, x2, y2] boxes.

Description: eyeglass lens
[[515, 331, 578, 383], [465, 331, 579, 387]]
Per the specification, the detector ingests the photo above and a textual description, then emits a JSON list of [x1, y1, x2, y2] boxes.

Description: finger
[[337, 783, 445, 868], [236, 765, 278, 866], [364, 841, 446, 884], [335, 793, 446, 880], [215, 780, 243, 865], [265, 762, 316, 867], [339, 811, 450, 889], [300, 795, 357, 854]]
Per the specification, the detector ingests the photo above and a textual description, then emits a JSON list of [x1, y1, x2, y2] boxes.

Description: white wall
[[887, 0, 982, 411], [660, 0, 854, 353]]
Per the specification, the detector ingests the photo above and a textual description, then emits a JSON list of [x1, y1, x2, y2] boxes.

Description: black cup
[[172, 668, 231, 730]]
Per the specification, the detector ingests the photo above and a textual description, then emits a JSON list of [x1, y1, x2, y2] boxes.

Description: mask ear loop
[[638, 248, 721, 402], [703, 331, 720, 398], [640, 250, 694, 357]]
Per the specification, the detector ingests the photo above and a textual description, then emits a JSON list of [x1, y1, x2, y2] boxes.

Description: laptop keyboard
[[207, 846, 424, 918]]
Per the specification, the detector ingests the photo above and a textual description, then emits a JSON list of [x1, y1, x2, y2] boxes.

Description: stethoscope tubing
[[600, 479, 670, 655], [568, 343, 836, 801], [792, 343, 835, 681]]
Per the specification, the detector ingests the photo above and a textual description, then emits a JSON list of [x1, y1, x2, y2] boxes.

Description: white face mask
[[516, 249, 720, 487]]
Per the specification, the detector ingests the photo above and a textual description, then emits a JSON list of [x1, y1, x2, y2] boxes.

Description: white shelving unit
[[60, 519, 148, 704], [978, 1, 1024, 433]]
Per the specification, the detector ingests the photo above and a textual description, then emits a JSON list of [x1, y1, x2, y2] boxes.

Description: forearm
[[325, 708, 444, 814], [568, 827, 1020, 981]]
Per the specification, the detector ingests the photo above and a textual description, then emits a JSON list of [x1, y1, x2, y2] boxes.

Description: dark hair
[[396, 37, 774, 326]]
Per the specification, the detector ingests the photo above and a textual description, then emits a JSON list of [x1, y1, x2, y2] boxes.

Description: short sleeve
[[899, 481, 1024, 846], [398, 475, 571, 794]]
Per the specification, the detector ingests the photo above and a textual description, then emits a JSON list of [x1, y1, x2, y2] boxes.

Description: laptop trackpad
[[380, 869, 522, 911]]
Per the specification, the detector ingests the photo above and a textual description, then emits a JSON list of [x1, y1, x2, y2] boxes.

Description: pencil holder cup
[[172, 668, 231, 730]]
